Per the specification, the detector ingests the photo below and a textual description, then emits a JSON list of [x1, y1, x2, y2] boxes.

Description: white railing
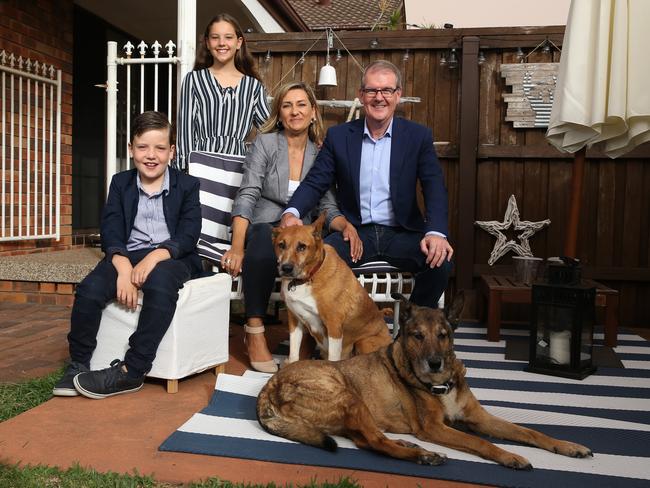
[[0, 50, 62, 242], [105, 40, 180, 189]]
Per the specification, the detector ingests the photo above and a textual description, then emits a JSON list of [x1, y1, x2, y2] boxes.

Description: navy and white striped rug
[[159, 325, 650, 487]]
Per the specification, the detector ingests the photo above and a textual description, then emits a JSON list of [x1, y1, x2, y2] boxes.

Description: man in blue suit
[[281, 60, 452, 308]]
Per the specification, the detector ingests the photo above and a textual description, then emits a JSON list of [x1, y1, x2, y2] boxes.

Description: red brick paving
[[0, 303, 71, 382]]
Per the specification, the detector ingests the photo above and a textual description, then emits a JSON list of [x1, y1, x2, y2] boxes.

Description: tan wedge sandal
[[244, 325, 278, 373]]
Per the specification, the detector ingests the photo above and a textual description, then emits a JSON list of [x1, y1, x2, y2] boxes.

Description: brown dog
[[272, 213, 392, 363], [257, 295, 592, 469]]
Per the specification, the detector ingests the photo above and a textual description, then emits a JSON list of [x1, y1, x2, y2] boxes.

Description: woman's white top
[[287, 179, 300, 199]]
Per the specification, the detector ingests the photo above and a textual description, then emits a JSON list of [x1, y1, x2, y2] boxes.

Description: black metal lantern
[[526, 259, 597, 380]]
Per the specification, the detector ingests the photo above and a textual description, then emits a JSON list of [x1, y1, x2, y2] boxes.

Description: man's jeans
[[325, 224, 451, 308], [68, 249, 199, 376]]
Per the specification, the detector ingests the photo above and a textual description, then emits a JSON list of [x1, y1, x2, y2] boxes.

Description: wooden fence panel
[[596, 161, 617, 266]]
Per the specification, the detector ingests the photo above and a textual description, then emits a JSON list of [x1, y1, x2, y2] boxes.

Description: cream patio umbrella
[[546, 0, 650, 255]]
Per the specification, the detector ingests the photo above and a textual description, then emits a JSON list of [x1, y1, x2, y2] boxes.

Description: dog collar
[[429, 381, 454, 395]]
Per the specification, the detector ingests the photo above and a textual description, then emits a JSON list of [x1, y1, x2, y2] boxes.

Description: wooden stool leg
[[604, 295, 619, 348], [214, 363, 226, 376], [487, 290, 501, 342], [166, 379, 179, 394]]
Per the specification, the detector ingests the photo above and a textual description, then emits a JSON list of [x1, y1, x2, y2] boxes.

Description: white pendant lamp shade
[[318, 27, 337, 87], [318, 63, 337, 86]]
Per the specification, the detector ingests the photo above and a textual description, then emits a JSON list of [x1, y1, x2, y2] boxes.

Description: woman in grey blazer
[[221, 82, 358, 373]]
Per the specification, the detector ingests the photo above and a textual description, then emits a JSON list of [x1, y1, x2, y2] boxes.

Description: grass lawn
[[0, 372, 361, 488], [0, 367, 63, 422], [0, 463, 362, 487]]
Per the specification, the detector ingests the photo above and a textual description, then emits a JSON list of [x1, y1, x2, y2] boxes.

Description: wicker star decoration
[[475, 194, 551, 265]]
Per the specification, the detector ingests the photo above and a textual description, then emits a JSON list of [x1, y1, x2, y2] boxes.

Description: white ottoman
[[90, 273, 231, 393]]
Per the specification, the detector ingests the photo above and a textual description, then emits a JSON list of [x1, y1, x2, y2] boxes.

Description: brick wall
[[0, 279, 76, 306], [0, 0, 74, 257]]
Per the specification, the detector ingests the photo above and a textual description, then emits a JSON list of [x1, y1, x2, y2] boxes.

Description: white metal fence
[[105, 40, 180, 190], [0, 50, 62, 242]]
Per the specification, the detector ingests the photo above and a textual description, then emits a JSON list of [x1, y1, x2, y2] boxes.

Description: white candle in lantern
[[549, 330, 571, 365]]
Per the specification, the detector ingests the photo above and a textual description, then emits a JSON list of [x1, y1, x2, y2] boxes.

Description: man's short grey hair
[[361, 60, 403, 89]]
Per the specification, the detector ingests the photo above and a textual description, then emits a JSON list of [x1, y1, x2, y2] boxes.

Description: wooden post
[[564, 146, 586, 258], [457, 36, 480, 291]]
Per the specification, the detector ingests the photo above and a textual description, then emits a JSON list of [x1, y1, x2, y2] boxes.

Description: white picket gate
[[105, 39, 180, 179], [105, 1, 196, 191], [0, 50, 62, 242]]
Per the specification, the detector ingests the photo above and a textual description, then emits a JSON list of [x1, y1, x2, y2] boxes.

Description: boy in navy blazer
[[53, 111, 202, 399], [282, 60, 453, 308]]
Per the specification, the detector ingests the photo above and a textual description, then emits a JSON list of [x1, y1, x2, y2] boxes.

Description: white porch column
[[106, 41, 118, 195], [177, 0, 196, 98]]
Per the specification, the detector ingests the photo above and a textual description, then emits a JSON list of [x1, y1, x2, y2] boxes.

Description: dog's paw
[[502, 453, 532, 470], [417, 451, 447, 466], [553, 441, 593, 458]]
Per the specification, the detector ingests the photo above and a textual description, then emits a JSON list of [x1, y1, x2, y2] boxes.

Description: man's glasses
[[361, 87, 399, 98]]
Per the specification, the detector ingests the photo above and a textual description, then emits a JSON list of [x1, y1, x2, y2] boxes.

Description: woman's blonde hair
[[260, 82, 324, 145]]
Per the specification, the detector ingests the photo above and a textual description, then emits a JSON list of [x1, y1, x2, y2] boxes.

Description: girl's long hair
[[260, 82, 324, 146], [193, 13, 261, 81]]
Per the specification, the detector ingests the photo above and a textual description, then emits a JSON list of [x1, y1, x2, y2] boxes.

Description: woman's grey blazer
[[231, 131, 341, 225]]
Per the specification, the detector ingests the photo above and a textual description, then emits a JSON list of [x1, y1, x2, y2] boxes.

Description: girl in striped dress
[[175, 14, 270, 171]]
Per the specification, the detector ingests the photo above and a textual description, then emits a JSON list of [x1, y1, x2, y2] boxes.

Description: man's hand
[[420, 235, 453, 268], [342, 222, 363, 263], [131, 248, 171, 287], [280, 213, 303, 228]]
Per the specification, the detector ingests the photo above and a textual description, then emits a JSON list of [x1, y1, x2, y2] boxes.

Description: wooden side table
[[479, 275, 619, 347]]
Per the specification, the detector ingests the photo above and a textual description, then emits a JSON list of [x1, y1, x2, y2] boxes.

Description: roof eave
[[257, 0, 311, 32]]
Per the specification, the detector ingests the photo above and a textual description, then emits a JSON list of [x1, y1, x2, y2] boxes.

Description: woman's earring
[[310, 119, 315, 125], [276, 120, 283, 129]]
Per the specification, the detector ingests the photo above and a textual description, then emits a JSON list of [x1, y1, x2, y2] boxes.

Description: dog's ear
[[391, 293, 414, 326], [445, 290, 465, 330], [271, 226, 282, 242], [312, 212, 326, 238]]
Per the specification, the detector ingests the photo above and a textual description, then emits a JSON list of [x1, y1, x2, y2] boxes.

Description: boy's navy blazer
[[100, 167, 202, 262], [287, 117, 449, 236]]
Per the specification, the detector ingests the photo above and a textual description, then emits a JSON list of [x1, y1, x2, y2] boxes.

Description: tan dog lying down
[[257, 295, 592, 469], [272, 213, 392, 362]]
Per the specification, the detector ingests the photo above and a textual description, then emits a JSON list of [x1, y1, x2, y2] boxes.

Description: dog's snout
[[428, 358, 443, 372], [281, 263, 294, 275]]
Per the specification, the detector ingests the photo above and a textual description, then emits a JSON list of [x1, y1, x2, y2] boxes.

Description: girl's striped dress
[[175, 69, 270, 170]]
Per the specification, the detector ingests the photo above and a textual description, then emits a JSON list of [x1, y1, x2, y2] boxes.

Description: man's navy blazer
[[287, 117, 449, 236], [100, 167, 202, 263]]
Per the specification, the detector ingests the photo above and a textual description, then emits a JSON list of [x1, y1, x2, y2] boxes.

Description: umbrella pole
[[564, 146, 586, 258]]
